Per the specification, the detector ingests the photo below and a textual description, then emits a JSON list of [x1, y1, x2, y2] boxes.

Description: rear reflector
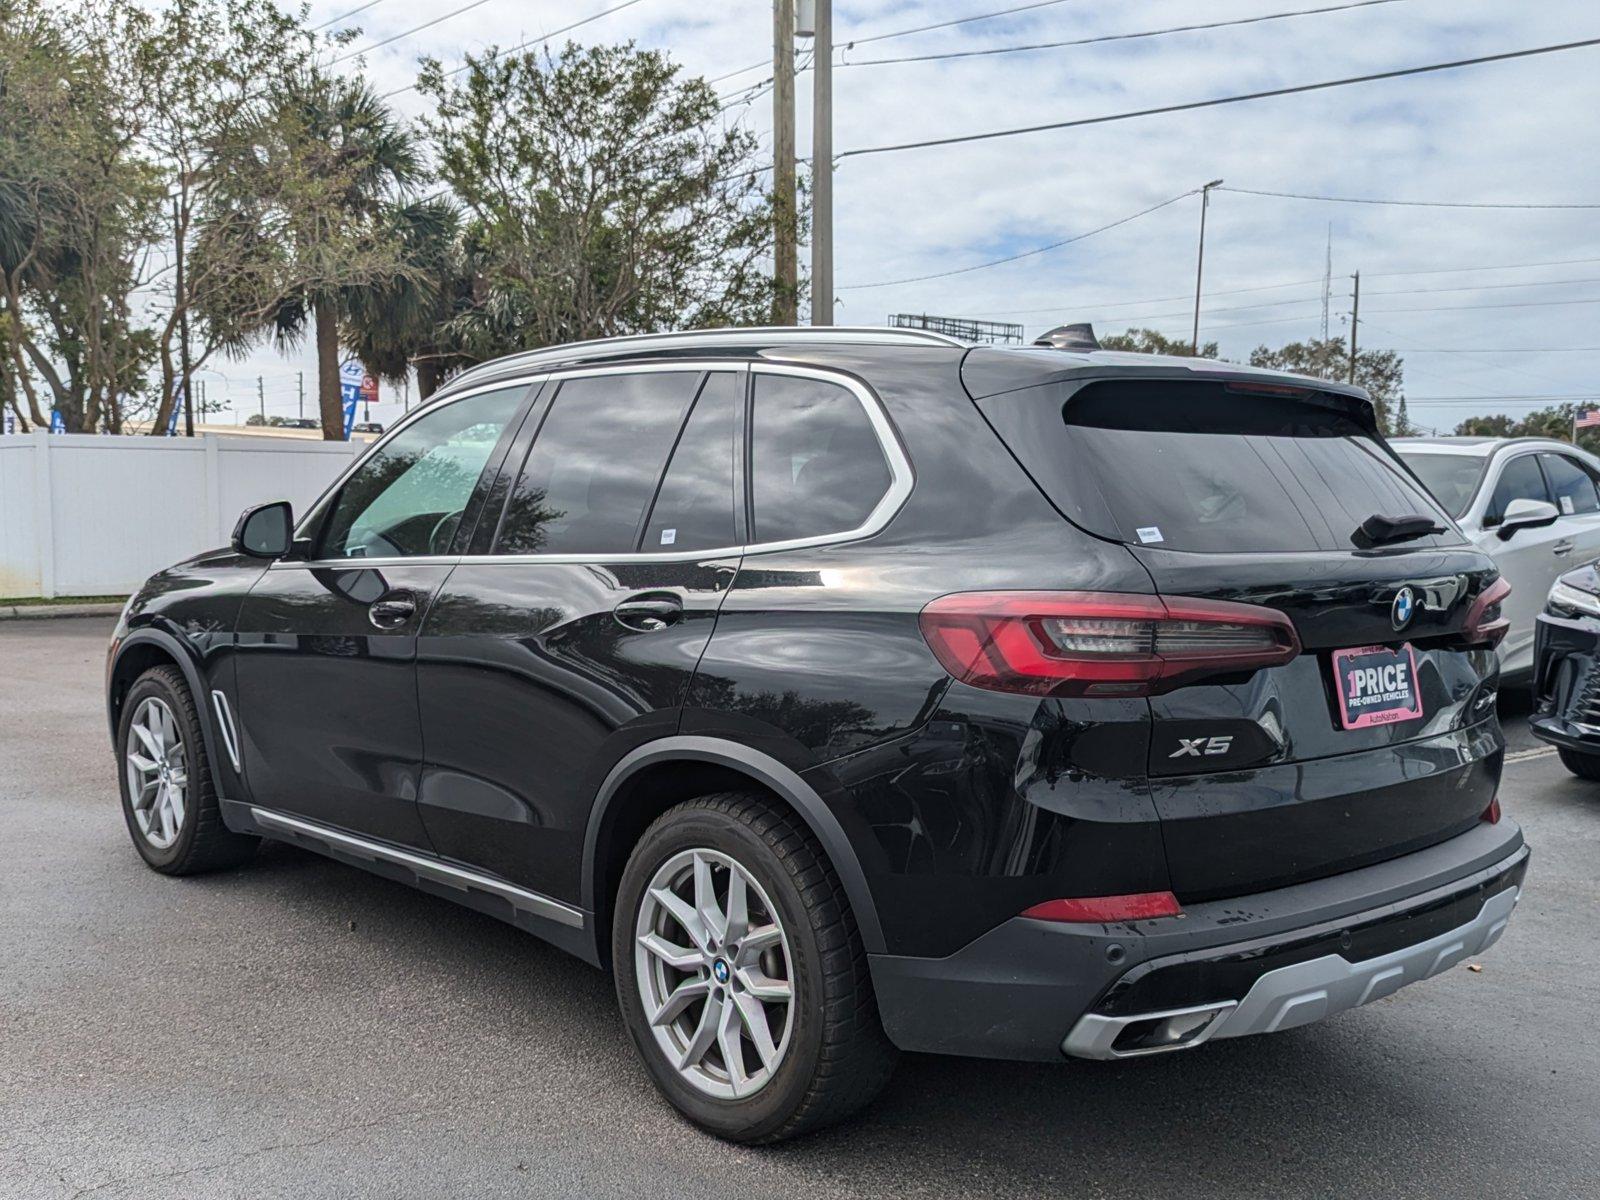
[[1021, 891, 1183, 923], [1482, 797, 1502, 825], [1464, 577, 1512, 648], [918, 591, 1300, 698]]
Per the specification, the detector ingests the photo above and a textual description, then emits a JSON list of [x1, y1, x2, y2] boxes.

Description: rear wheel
[[1557, 747, 1600, 780], [116, 666, 258, 874], [612, 792, 896, 1143]]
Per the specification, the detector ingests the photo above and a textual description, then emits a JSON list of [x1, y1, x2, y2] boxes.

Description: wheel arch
[[108, 629, 229, 797], [582, 737, 887, 966]]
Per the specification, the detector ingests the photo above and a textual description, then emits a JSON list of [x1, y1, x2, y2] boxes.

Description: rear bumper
[[868, 821, 1527, 1062]]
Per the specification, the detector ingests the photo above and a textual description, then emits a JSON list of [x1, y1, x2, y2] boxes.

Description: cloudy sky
[[213, 0, 1600, 433]]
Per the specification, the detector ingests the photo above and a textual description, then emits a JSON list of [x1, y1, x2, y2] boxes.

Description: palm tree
[[202, 69, 421, 438], [341, 196, 473, 402]]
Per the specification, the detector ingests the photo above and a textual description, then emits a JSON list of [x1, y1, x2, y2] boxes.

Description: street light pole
[[773, 0, 798, 324], [1191, 178, 1223, 354], [810, 0, 833, 326]]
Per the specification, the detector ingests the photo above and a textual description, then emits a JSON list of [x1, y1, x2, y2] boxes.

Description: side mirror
[[232, 501, 294, 559], [1496, 497, 1559, 540]]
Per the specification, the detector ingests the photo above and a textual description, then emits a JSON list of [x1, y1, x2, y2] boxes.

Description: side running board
[[250, 807, 584, 929]]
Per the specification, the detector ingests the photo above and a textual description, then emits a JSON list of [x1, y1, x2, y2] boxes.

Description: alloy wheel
[[633, 847, 795, 1100], [125, 697, 188, 850]]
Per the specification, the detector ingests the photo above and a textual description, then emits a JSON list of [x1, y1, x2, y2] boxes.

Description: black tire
[[115, 665, 258, 875], [612, 792, 897, 1144], [1558, 747, 1600, 780]]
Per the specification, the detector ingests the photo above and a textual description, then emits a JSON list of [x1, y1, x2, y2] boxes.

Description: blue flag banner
[[49, 409, 65, 433], [339, 360, 364, 438]]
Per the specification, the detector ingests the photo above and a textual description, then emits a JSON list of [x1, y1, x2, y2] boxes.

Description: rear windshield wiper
[[1354, 512, 1446, 547]]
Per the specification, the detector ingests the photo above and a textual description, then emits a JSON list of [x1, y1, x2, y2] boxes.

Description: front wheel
[[1558, 746, 1600, 780], [612, 793, 896, 1143], [116, 666, 258, 874]]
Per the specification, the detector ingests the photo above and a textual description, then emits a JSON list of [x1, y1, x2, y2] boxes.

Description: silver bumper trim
[[1064, 882, 1521, 1060]]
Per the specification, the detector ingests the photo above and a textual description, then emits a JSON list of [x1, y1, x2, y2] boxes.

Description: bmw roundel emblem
[[712, 959, 731, 984], [1392, 586, 1416, 631]]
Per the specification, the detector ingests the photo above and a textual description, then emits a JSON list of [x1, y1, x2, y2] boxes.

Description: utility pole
[[809, 0, 833, 326], [257, 375, 265, 423], [1348, 271, 1361, 384], [298, 371, 304, 420], [773, 0, 798, 324], [172, 198, 195, 437], [1191, 179, 1223, 354], [1320, 223, 1332, 340]]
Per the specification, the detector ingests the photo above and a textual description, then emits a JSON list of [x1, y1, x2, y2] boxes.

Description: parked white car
[[1393, 436, 1600, 682]]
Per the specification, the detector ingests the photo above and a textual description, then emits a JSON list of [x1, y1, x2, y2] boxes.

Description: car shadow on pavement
[[214, 839, 1534, 1199]]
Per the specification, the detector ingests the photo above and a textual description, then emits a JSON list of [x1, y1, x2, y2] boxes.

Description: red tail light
[[918, 591, 1300, 698], [1464, 577, 1512, 648], [1021, 891, 1183, 923]]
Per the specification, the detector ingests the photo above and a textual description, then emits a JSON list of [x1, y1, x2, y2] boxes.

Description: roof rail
[[437, 325, 968, 395]]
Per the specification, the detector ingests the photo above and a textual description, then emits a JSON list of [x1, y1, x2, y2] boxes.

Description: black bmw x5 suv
[[107, 325, 1528, 1142]]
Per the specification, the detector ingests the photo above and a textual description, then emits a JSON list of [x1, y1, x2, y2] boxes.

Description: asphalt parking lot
[[2, 617, 1597, 1200]]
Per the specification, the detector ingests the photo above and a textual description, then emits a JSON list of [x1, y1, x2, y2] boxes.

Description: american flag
[[1578, 409, 1600, 429]]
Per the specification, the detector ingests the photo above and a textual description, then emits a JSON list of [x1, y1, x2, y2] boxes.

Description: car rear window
[[1393, 450, 1487, 519], [977, 380, 1458, 553]]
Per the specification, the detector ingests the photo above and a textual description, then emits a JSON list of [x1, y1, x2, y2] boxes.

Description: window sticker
[[660, 528, 677, 545], [1561, 495, 1576, 515], [1136, 526, 1164, 544]]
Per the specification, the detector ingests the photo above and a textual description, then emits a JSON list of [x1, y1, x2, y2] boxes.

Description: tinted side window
[[1485, 455, 1550, 525], [318, 386, 526, 559], [641, 372, 741, 552], [1539, 453, 1600, 515], [497, 372, 699, 555], [750, 374, 893, 544]]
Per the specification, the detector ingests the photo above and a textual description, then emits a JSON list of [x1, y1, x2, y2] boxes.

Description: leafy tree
[[416, 41, 779, 361], [128, 0, 317, 435], [1100, 327, 1218, 358], [1456, 404, 1600, 455], [200, 68, 423, 438], [0, 0, 161, 432], [1249, 336, 1405, 433]]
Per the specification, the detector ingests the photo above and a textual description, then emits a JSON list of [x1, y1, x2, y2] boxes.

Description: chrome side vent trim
[[210, 690, 242, 773], [249, 807, 585, 929]]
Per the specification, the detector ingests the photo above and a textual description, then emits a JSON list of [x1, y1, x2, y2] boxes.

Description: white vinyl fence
[[0, 432, 366, 598]]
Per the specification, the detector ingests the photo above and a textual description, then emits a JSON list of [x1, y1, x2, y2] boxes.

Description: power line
[[835, 37, 1600, 161], [847, 0, 1078, 47], [706, 0, 1079, 86], [311, 0, 388, 32], [1370, 254, 1600, 278], [333, 0, 501, 65], [377, 0, 651, 98], [839, 190, 1199, 290], [1368, 275, 1600, 297], [1220, 184, 1600, 210], [843, 0, 1402, 67]]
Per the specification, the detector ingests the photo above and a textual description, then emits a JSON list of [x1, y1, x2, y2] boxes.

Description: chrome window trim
[[250, 807, 585, 929], [273, 359, 912, 570]]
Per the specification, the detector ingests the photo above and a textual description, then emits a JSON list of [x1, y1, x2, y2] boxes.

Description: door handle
[[1553, 539, 1575, 556], [613, 594, 683, 632], [368, 595, 417, 629]]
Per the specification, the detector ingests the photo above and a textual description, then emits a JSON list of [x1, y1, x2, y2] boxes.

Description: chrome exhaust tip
[[1062, 1001, 1236, 1060]]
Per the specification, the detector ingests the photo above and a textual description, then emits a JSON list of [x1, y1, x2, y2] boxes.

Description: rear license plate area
[[1332, 643, 1423, 730]]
